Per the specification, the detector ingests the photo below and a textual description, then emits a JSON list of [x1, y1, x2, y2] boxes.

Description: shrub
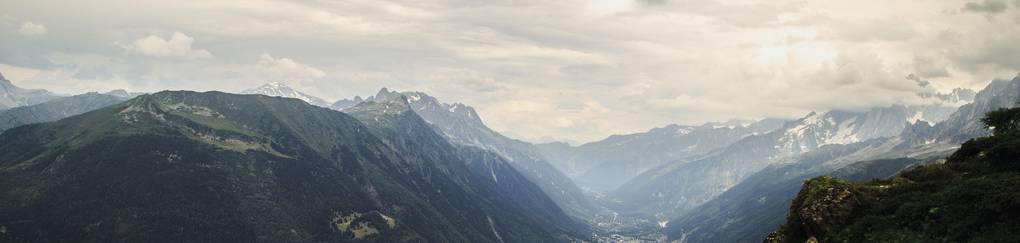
[[982, 107, 1020, 136]]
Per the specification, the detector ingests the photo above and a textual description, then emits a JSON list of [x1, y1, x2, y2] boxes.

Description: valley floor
[[579, 196, 671, 243]]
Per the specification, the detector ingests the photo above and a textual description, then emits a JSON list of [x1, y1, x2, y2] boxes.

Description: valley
[[2, 2, 1019, 241], [329, 74, 1014, 242], [1, 71, 1019, 242]]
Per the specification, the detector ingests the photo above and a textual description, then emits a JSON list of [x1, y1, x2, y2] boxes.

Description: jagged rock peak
[[0, 72, 12, 86], [375, 87, 399, 100]]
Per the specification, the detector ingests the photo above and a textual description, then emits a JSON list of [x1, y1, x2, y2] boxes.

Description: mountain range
[[0, 91, 131, 132], [768, 106, 1020, 242], [344, 95, 586, 236], [0, 91, 583, 242], [537, 119, 787, 193], [605, 101, 961, 220], [0, 78, 598, 223], [0, 73, 61, 110], [660, 76, 1017, 242], [339, 87, 597, 218], [1, 70, 1017, 243], [246, 83, 597, 218]]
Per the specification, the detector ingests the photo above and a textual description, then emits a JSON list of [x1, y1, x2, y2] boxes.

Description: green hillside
[[767, 107, 1020, 243], [0, 91, 575, 242]]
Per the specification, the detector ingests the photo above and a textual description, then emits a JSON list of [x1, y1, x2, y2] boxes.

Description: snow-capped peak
[[707, 118, 757, 129], [242, 82, 331, 107], [799, 111, 823, 126], [265, 81, 286, 87]]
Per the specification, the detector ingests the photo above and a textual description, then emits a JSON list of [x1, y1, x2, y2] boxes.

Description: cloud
[[0, 64, 41, 83], [18, 22, 46, 36], [636, 0, 669, 6], [255, 53, 326, 82], [946, 28, 1020, 72], [963, 0, 1009, 14], [2, 0, 1019, 143], [121, 32, 212, 59], [755, 50, 926, 111], [0, 55, 136, 95], [906, 74, 931, 88], [823, 17, 919, 42], [912, 55, 952, 79]]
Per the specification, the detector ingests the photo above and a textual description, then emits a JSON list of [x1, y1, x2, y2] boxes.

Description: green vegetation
[[982, 107, 1020, 136], [0, 91, 577, 243], [768, 107, 1020, 243]]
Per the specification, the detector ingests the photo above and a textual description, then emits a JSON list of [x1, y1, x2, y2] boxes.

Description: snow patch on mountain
[[242, 82, 331, 107]]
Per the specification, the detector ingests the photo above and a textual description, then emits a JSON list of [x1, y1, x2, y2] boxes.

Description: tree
[[982, 107, 1020, 135]]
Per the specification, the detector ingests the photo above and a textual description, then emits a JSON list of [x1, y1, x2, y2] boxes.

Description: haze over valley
[[3, 1, 1020, 242]]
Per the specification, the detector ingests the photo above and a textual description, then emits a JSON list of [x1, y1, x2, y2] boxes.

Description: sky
[[1, 0, 1019, 144]]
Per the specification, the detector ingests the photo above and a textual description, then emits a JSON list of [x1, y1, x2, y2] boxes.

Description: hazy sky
[[2, 0, 1019, 144]]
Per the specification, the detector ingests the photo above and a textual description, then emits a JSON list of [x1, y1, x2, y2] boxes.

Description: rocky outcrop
[[768, 106, 1020, 243], [766, 176, 859, 243]]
